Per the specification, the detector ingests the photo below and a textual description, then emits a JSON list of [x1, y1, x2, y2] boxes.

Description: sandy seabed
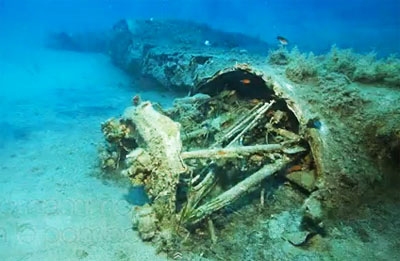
[[0, 46, 170, 260]]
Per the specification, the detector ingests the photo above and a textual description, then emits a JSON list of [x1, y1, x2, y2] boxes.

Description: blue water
[[0, 0, 399, 260], [1, 0, 399, 55]]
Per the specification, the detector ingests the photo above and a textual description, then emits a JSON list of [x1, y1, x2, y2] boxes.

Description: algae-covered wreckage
[[51, 19, 400, 259]]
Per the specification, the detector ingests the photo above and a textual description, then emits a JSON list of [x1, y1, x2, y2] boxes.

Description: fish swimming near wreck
[[277, 36, 289, 45], [240, 79, 251, 84]]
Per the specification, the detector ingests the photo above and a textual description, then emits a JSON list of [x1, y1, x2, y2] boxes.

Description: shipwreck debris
[[46, 17, 400, 260], [99, 63, 324, 255]]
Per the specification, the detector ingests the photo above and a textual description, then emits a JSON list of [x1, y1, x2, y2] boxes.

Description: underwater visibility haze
[[0, 0, 399, 260]]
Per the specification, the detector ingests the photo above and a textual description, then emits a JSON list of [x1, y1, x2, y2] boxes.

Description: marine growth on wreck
[[94, 18, 400, 260], [99, 63, 326, 254]]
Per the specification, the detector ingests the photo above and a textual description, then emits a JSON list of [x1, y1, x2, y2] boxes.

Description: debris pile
[[99, 65, 323, 252]]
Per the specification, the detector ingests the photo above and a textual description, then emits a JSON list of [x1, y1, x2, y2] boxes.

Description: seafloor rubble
[[51, 19, 400, 260]]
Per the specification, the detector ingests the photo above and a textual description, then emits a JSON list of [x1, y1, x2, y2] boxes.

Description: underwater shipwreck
[[51, 19, 400, 259]]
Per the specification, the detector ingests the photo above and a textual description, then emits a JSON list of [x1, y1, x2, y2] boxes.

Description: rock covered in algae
[[286, 170, 317, 192], [132, 204, 158, 241]]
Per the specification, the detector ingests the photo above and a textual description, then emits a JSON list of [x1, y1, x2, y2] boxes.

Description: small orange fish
[[287, 165, 302, 173], [240, 79, 251, 84], [277, 36, 288, 45]]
